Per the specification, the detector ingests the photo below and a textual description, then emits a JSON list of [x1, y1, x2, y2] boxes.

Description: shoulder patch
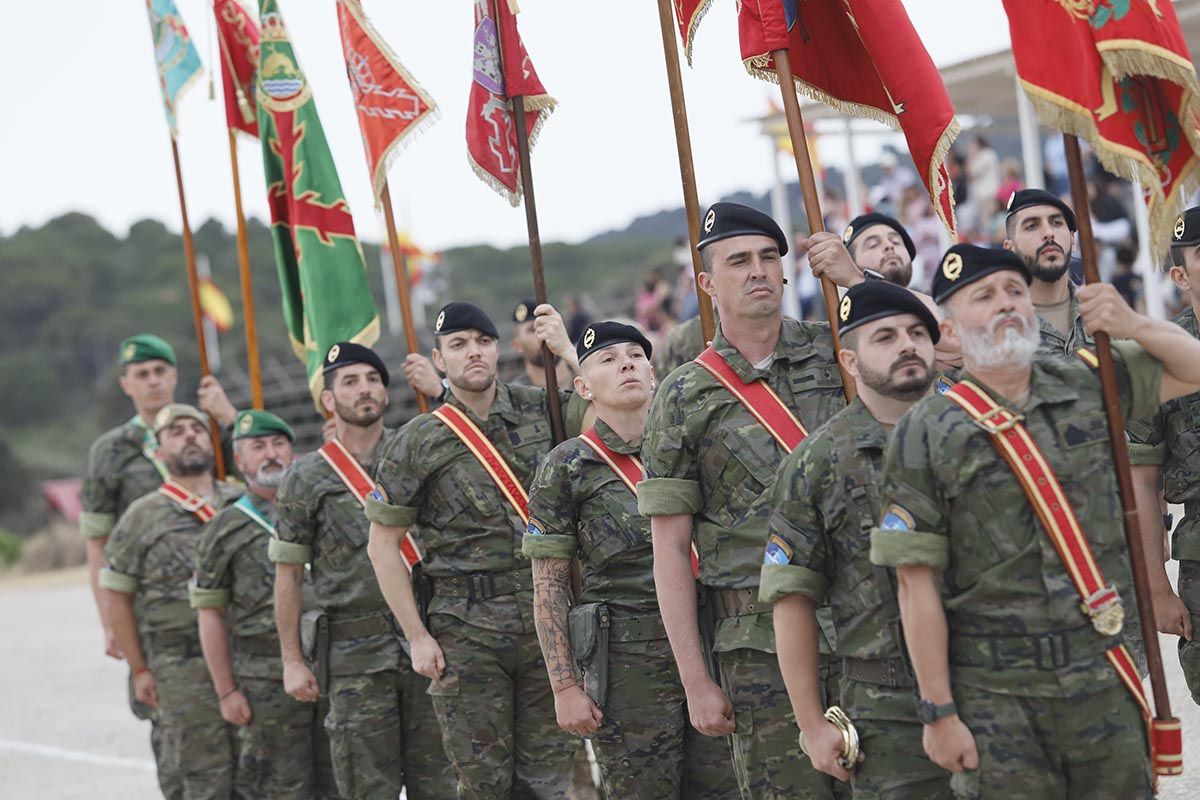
[[526, 518, 546, 537], [880, 504, 915, 531], [935, 375, 954, 395], [764, 534, 793, 565], [369, 484, 389, 503]]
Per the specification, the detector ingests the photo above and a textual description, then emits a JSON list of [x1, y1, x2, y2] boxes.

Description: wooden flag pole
[[226, 129, 264, 410], [655, 0, 715, 344], [772, 49, 855, 402], [510, 95, 567, 445], [1063, 133, 1172, 720], [380, 180, 429, 414], [170, 138, 227, 479]]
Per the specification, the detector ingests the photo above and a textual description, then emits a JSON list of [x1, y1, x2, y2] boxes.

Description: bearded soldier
[[870, 244, 1200, 797], [271, 343, 454, 800], [511, 297, 575, 388], [102, 404, 241, 798], [764, 281, 952, 799], [366, 301, 586, 799], [191, 410, 339, 798]]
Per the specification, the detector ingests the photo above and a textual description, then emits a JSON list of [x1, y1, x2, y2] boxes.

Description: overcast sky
[[0, 1, 1013, 250]]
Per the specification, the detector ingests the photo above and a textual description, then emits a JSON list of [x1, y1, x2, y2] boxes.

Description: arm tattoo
[[532, 557, 577, 692]]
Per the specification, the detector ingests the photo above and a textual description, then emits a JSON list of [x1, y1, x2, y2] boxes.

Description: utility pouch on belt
[[412, 563, 433, 629], [300, 609, 330, 694], [568, 602, 610, 709], [697, 586, 721, 687]]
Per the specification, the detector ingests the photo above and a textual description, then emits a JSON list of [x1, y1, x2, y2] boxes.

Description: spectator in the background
[[997, 159, 1024, 206], [636, 266, 675, 339], [1044, 134, 1069, 197], [671, 237, 700, 323], [563, 293, 593, 344], [950, 148, 969, 207], [869, 151, 917, 217], [1112, 246, 1143, 311], [966, 135, 1001, 221]]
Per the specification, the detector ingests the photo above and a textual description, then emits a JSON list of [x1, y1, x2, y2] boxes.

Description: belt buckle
[[976, 408, 1023, 434], [1081, 586, 1125, 637]]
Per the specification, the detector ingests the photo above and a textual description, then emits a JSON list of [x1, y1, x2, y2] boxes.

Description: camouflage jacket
[[272, 429, 403, 675], [1036, 281, 1092, 357], [523, 418, 657, 617], [638, 319, 846, 652], [870, 345, 1162, 696], [656, 315, 708, 378], [80, 416, 169, 541], [761, 398, 903, 662], [191, 492, 284, 679], [100, 481, 241, 639], [1127, 306, 1200, 560], [366, 382, 586, 634]]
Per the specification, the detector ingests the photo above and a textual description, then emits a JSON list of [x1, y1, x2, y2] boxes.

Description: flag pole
[[772, 49, 856, 402], [169, 138, 227, 478], [226, 128, 264, 410], [1063, 132, 1173, 721], [380, 180, 429, 414], [509, 97, 567, 445], [655, 0, 715, 344]]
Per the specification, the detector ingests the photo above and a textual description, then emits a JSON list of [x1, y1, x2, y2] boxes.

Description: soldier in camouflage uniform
[[511, 298, 576, 388], [524, 321, 739, 799], [657, 313, 711, 377], [639, 203, 880, 800], [762, 282, 952, 799], [191, 409, 340, 798], [1002, 189, 1091, 355], [272, 343, 455, 800], [1127, 206, 1200, 704], [870, 244, 1200, 798], [367, 302, 586, 799], [101, 404, 241, 799]]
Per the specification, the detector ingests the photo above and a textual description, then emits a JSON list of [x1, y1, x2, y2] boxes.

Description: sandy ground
[[1, 566, 1197, 799]]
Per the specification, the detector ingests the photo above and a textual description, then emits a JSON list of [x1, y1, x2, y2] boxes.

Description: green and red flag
[[467, 0, 556, 206], [336, 0, 439, 208], [214, 0, 260, 137], [1002, 0, 1200, 254], [144, 0, 205, 138], [732, 1, 960, 237], [255, 0, 379, 402]]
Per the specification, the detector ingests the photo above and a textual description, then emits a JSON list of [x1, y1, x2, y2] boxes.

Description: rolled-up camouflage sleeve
[[271, 467, 315, 565], [80, 438, 119, 540], [100, 508, 144, 594], [1110, 340, 1163, 423], [760, 444, 832, 605], [870, 411, 949, 571], [523, 443, 580, 560], [638, 371, 703, 516], [1126, 408, 1165, 467], [364, 422, 425, 529], [190, 514, 234, 608]]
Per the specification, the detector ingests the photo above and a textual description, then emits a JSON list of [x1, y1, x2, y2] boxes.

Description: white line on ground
[[0, 739, 156, 772]]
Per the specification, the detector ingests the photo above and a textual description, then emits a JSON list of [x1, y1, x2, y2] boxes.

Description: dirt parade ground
[[0, 566, 1194, 798]]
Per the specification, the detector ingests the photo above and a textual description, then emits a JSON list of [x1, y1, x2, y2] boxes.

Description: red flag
[[213, 0, 259, 137], [673, 0, 712, 65], [1002, 0, 1200, 253], [337, 0, 439, 208], [737, 1, 959, 237], [467, 0, 556, 206]]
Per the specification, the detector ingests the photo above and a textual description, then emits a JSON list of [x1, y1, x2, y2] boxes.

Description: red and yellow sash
[[578, 427, 643, 495], [946, 378, 1182, 776], [319, 439, 423, 573], [694, 347, 807, 452], [432, 405, 530, 526], [158, 481, 217, 523]]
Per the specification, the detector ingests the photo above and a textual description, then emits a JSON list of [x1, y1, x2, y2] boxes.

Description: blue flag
[[145, 0, 204, 137]]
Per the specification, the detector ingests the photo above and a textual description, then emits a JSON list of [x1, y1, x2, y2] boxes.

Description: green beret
[[119, 334, 176, 366], [233, 409, 295, 442]]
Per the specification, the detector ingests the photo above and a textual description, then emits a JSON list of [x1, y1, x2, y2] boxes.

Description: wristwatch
[[916, 699, 958, 725], [862, 268, 887, 282]]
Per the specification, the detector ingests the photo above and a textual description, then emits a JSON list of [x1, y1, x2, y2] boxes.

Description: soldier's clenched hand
[[922, 715, 978, 773], [402, 353, 443, 401], [553, 685, 603, 737], [1078, 283, 1141, 340], [411, 633, 445, 680], [803, 719, 854, 782], [283, 659, 319, 703], [686, 676, 735, 736], [804, 232, 865, 288], [196, 375, 237, 427], [133, 669, 158, 708], [220, 689, 253, 726]]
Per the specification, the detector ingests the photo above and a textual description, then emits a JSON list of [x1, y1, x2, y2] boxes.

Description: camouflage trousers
[[234, 677, 339, 799], [428, 613, 576, 799], [126, 670, 176, 798], [950, 680, 1153, 799], [325, 658, 457, 800], [147, 645, 237, 800], [717, 648, 843, 800], [589, 637, 739, 800], [1178, 559, 1200, 704], [838, 677, 952, 800]]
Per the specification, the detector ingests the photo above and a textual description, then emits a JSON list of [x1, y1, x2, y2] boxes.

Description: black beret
[[576, 321, 654, 365], [512, 298, 538, 324], [434, 301, 500, 340], [322, 342, 390, 387], [842, 213, 916, 260], [696, 202, 789, 256], [1005, 188, 1077, 232], [1171, 206, 1200, 249], [838, 281, 940, 344], [932, 244, 1031, 304]]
